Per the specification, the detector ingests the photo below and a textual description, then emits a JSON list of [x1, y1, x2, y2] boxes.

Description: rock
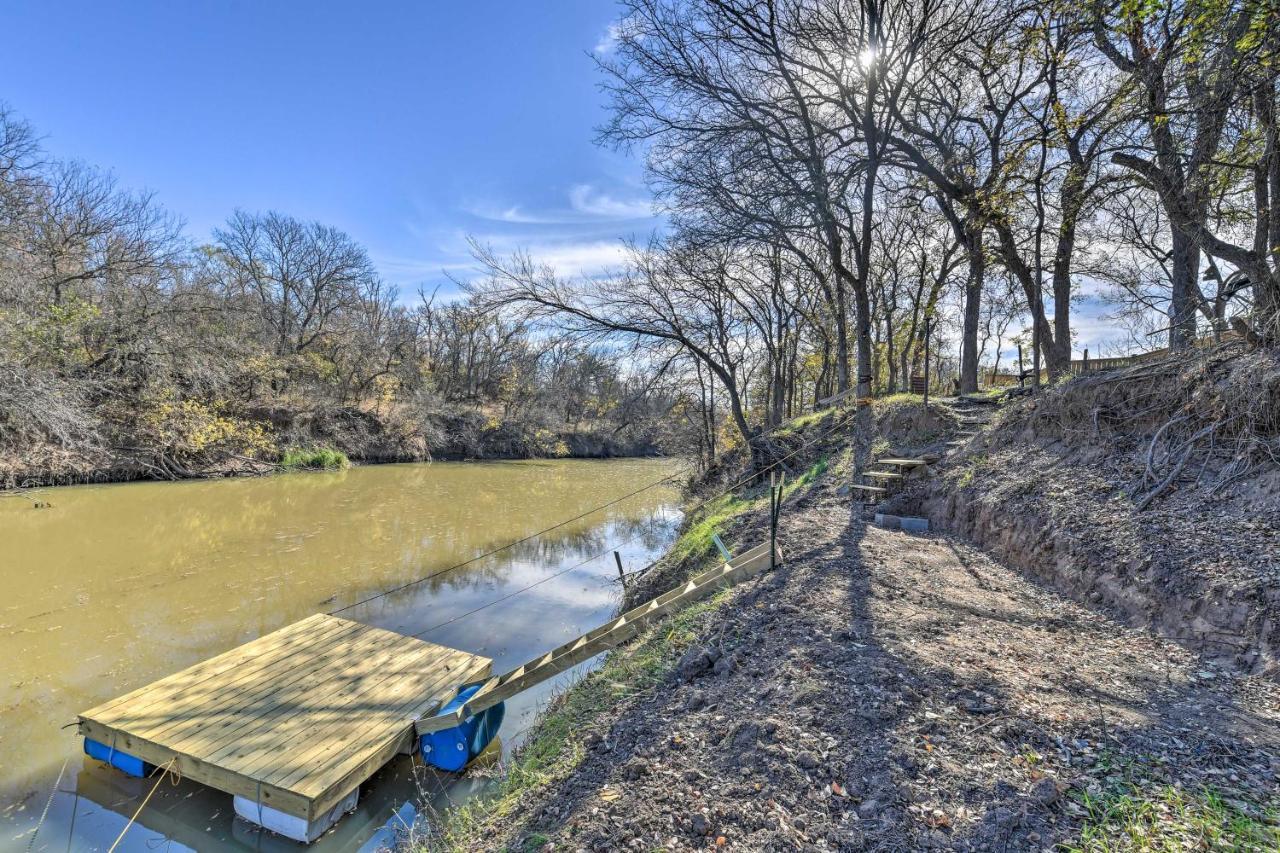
[[796, 752, 819, 770], [683, 690, 707, 711], [679, 647, 714, 681], [690, 813, 710, 836], [622, 759, 650, 781], [1030, 777, 1059, 806], [713, 654, 738, 677], [857, 798, 883, 819]]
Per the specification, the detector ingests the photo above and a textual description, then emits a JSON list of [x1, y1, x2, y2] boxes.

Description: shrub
[[279, 446, 350, 470]]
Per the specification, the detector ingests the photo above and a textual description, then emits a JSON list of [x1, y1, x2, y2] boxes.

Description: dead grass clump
[[992, 343, 1280, 507]]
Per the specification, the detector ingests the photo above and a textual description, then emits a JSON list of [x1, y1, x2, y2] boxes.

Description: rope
[[24, 757, 67, 852], [410, 527, 660, 638], [329, 392, 862, 617], [328, 467, 691, 615], [106, 759, 176, 853], [410, 404, 861, 637]]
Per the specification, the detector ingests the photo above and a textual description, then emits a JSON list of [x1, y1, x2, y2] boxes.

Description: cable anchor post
[[769, 472, 784, 569]]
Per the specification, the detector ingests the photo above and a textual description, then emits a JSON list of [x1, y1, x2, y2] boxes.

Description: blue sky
[[1, 1, 1129, 356], [0, 0, 658, 295]]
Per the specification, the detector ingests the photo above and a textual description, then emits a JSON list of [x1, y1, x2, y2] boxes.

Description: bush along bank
[[412, 396, 1280, 851], [0, 400, 667, 489]]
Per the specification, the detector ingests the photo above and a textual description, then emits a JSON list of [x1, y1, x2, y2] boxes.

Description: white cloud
[[462, 202, 564, 225], [594, 21, 622, 55], [568, 184, 653, 219], [464, 185, 655, 226], [524, 239, 630, 278]]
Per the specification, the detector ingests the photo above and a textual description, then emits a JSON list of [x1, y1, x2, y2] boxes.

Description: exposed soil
[[915, 349, 1280, 679], [460, 481, 1280, 850]]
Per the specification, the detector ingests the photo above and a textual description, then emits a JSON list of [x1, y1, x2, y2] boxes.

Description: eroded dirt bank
[[922, 347, 1280, 680], [432, 475, 1280, 850]]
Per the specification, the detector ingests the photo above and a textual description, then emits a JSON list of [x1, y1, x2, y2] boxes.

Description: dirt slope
[[457, 481, 1280, 851], [923, 347, 1280, 679]]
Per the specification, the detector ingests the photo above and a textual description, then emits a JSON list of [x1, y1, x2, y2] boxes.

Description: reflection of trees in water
[[350, 506, 682, 618]]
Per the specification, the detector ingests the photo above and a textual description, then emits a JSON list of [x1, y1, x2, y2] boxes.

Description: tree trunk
[[959, 225, 984, 394], [1169, 226, 1200, 350]]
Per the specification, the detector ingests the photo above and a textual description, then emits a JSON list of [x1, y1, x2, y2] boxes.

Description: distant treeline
[[0, 107, 686, 486]]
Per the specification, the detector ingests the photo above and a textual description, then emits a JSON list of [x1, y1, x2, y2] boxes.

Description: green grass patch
[[872, 392, 925, 409], [670, 491, 753, 563], [782, 455, 827, 498], [279, 446, 350, 470], [1063, 784, 1279, 852], [773, 407, 833, 436]]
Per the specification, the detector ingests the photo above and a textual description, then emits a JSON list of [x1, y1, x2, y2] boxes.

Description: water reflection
[[2, 458, 682, 851]]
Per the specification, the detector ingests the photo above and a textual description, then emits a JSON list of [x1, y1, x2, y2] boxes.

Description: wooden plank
[[163, 622, 425, 762], [247, 646, 473, 788], [79, 615, 492, 821], [417, 542, 779, 735], [93, 617, 360, 733], [77, 717, 311, 819], [876, 458, 926, 468], [86, 614, 342, 722], [303, 657, 493, 819], [270, 655, 478, 819], [863, 471, 904, 479], [848, 484, 886, 493], [210, 633, 466, 775], [119, 618, 375, 747]]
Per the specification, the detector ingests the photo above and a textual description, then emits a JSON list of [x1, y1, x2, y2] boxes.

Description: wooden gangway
[[78, 614, 492, 826], [417, 541, 779, 734]]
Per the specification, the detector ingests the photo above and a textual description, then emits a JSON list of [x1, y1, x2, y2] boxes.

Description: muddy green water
[[1, 458, 683, 852]]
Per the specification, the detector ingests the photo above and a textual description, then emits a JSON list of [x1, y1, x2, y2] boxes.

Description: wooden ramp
[[78, 614, 492, 823]]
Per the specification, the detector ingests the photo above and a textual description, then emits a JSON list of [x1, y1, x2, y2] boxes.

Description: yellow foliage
[[141, 393, 274, 459]]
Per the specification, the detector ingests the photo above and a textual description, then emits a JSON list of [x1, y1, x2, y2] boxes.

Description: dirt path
[[480, 484, 1280, 850]]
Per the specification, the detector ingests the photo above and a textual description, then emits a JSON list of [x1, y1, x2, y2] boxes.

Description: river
[[1, 458, 684, 852]]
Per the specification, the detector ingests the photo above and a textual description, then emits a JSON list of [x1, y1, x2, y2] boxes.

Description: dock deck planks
[[78, 614, 491, 820]]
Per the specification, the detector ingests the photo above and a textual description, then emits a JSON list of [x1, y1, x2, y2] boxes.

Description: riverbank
[[1, 401, 665, 489], [418, 395, 1280, 851]]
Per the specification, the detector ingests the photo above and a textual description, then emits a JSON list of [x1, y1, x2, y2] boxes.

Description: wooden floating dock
[[78, 614, 492, 825]]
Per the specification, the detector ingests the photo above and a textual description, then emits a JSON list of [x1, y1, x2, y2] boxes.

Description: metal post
[[922, 317, 933, 410], [768, 472, 783, 569], [614, 551, 626, 589], [1017, 342, 1024, 387], [1082, 347, 1089, 374]]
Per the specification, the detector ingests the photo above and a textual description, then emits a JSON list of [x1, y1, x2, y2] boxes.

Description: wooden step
[[863, 470, 904, 479], [849, 484, 887, 493], [877, 457, 926, 468]]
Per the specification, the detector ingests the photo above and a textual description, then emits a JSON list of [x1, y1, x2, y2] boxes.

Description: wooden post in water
[[614, 551, 627, 588]]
